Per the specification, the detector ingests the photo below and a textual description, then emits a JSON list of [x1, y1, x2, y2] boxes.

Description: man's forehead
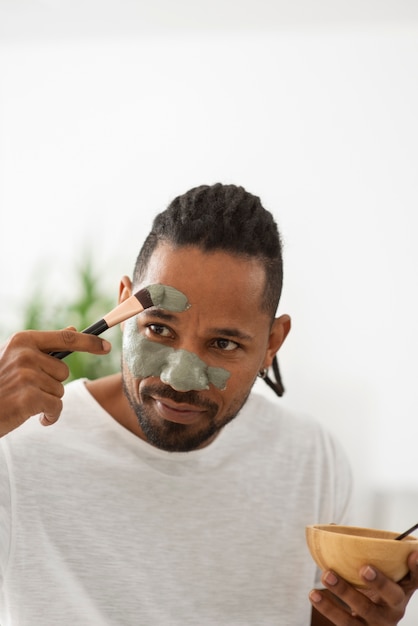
[[143, 242, 266, 278], [133, 244, 267, 316]]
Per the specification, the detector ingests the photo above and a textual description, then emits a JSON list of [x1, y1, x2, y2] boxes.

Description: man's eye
[[148, 324, 172, 338], [214, 338, 239, 351]]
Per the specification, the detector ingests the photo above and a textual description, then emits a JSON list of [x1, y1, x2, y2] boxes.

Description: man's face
[[121, 243, 286, 452]]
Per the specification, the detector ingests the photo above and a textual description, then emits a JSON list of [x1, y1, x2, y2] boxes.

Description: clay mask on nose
[[123, 317, 231, 392]]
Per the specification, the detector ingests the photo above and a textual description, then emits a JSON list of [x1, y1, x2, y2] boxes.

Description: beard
[[121, 376, 246, 452]]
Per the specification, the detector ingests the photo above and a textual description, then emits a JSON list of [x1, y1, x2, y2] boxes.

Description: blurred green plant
[[22, 254, 122, 381]]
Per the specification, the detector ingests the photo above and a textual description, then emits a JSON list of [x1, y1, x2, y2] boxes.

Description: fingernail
[[362, 566, 377, 581], [324, 571, 338, 586], [310, 590, 322, 603], [101, 339, 111, 352]]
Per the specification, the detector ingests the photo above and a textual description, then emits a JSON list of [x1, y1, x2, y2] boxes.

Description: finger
[[309, 587, 354, 624], [2, 337, 71, 383], [19, 368, 66, 413], [407, 551, 418, 586], [54, 328, 112, 354], [1, 357, 67, 411], [0, 371, 66, 435], [38, 354, 70, 382], [32, 329, 112, 355], [358, 565, 406, 607], [34, 379, 66, 427], [0, 331, 82, 436], [39, 410, 61, 427], [398, 551, 418, 596], [316, 568, 406, 624], [27, 373, 66, 427]]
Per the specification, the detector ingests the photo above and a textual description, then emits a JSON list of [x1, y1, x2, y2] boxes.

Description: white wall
[[1, 2, 418, 620]]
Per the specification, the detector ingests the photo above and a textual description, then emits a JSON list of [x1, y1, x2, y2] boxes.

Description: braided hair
[[133, 183, 285, 397]]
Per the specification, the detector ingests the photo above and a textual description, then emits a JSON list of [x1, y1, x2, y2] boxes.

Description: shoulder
[[240, 390, 331, 441], [237, 390, 352, 478]]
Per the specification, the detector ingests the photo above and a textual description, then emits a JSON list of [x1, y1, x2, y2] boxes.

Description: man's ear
[[263, 314, 291, 369], [118, 276, 133, 332], [119, 275, 133, 303]]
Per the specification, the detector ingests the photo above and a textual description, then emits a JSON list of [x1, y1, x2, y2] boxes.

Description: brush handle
[[49, 318, 109, 360], [394, 522, 418, 541]]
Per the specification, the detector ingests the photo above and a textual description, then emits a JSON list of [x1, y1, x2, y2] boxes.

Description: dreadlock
[[133, 183, 286, 397]]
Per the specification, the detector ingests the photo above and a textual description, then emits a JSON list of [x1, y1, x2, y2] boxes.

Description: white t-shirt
[[0, 379, 352, 625]]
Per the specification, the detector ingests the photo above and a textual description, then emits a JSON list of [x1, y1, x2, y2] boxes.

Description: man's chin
[[137, 418, 219, 452]]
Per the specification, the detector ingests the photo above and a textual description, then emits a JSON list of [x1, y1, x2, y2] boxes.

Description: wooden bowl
[[306, 524, 418, 587]]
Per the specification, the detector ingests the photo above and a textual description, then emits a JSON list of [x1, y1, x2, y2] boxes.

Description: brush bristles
[[134, 288, 154, 309]]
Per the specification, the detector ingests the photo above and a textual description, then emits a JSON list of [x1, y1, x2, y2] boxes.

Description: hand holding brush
[[49, 283, 189, 359]]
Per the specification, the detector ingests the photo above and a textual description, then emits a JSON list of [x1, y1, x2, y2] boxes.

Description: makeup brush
[[49, 284, 189, 360], [394, 522, 418, 541]]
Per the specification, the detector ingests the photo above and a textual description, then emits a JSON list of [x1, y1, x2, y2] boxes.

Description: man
[[0, 183, 417, 625]]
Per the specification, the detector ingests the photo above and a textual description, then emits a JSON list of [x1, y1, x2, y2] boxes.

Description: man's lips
[[151, 396, 207, 425]]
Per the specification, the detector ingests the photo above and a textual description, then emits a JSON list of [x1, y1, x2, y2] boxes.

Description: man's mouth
[[151, 395, 207, 425]]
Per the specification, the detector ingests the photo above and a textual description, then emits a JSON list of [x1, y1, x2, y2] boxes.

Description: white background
[[1, 1, 418, 621]]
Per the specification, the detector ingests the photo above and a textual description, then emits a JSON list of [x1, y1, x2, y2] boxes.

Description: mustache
[[140, 384, 217, 411]]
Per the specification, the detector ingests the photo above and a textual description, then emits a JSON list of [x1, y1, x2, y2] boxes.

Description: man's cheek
[[122, 319, 230, 391]]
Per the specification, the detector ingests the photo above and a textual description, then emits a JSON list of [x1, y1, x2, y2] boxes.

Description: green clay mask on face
[[123, 318, 231, 392], [146, 284, 190, 312]]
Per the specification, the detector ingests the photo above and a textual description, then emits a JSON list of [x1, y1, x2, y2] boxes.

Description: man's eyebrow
[[142, 309, 177, 322], [208, 327, 254, 341], [142, 310, 253, 341]]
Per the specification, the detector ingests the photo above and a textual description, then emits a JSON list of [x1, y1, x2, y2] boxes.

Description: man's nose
[[159, 349, 210, 392]]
